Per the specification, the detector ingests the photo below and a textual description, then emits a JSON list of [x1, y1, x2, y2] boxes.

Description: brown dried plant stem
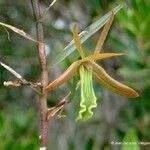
[[31, 0, 49, 148]]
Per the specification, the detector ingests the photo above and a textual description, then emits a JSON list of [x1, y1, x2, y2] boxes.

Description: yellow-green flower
[[45, 14, 139, 121]]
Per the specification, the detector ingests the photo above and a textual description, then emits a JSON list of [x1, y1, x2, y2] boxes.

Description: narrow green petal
[[76, 65, 97, 122]]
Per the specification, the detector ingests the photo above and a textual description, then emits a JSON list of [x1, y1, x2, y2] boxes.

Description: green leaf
[[50, 4, 124, 66], [121, 129, 140, 150], [76, 65, 97, 122]]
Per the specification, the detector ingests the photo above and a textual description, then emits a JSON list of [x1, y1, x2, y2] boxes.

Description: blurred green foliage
[[0, 0, 150, 150], [121, 129, 140, 150], [113, 0, 150, 149], [0, 108, 38, 150]]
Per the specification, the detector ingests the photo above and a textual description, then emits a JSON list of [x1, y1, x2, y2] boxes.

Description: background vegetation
[[0, 0, 150, 149]]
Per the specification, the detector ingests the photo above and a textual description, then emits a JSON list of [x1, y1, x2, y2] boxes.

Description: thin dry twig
[[0, 61, 22, 79], [0, 61, 41, 95], [46, 92, 71, 121], [2, 26, 11, 41], [0, 22, 38, 43], [40, 0, 57, 21]]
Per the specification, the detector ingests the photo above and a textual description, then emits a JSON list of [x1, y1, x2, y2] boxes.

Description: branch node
[[46, 92, 71, 122], [3, 80, 22, 87]]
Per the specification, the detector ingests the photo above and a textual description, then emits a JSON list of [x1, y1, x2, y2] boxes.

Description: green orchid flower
[[45, 14, 139, 121]]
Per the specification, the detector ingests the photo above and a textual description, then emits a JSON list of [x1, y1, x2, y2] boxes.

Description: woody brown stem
[[31, 0, 49, 149]]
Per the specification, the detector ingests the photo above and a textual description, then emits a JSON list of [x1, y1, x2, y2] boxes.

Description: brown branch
[[31, 0, 49, 149]]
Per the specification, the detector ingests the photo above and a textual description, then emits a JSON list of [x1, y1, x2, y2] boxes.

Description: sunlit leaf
[[50, 4, 124, 66], [91, 62, 139, 97], [0, 22, 38, 42], [76, 65, 97, 121]]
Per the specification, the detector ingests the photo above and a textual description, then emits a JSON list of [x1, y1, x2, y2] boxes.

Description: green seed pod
[[76, 65, 97, 122]]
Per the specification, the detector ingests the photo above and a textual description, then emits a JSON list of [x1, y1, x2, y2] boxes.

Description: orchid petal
[[91, 62, 139, 97], [45, 61, 82, 92], [45, 52, 127, 92], [94, 13, 114, 54], [80, 52, 126, 62], [72, 24, 85, 58]]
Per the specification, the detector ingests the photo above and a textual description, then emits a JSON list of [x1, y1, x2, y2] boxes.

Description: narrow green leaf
[[0, 22, 38, 43], [76, 65, 97, 122], [50, 4, 124, 66]]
